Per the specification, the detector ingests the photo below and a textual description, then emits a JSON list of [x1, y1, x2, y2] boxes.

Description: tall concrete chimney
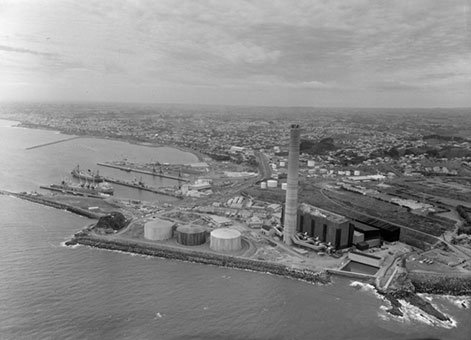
[[283, 124, 300, 245]]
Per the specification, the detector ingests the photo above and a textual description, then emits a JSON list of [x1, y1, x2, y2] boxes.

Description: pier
[[25, 136, 81, 150], [97, 162, 190, 182], [39, 185, 105, 199], [102, 177, 182, 198]]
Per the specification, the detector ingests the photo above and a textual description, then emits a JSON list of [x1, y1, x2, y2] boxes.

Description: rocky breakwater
[[66, 227, 330, 285], [409, 272, 471, 296]]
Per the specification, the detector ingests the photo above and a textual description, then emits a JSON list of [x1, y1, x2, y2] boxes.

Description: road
[[254, 150, 271, 180]]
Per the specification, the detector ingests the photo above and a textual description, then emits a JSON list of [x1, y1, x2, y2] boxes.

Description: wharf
[[25, 136, 81, 150], [97, 162, 189, 182], [102, 177, 182, 198], [39, 185, 105, 199], [0, 190, 103, 219]]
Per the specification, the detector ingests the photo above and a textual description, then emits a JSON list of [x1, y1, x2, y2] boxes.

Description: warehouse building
[[350, 217, 400, 243]]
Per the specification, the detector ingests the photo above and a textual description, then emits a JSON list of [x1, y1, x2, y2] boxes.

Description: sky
[[0, 0, 470, 107]]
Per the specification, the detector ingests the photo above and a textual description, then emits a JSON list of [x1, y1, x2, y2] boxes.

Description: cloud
[[0, 44, 54, 56], [0, 0, 469, 106]]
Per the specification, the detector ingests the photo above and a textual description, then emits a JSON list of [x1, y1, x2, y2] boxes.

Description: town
[[1, 103, 470, 322]]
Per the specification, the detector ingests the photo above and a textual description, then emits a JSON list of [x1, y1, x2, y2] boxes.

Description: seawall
[[409, 272, 471, 296], [14, 193, 102, 219], [71, 235, 331, 285]]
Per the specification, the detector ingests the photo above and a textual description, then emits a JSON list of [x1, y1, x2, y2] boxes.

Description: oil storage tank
[[144, 219, 174, 241], [210, 228, 242, 252], [176, 225, 207, 246]]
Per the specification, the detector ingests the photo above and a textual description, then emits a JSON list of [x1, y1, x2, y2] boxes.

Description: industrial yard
[[2, 108, 470, 322]]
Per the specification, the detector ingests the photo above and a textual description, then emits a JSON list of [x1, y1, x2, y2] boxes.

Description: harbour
[[0, 119, 470, 339]]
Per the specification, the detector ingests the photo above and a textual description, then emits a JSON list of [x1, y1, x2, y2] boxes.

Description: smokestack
[[283, 124, 300, 245]]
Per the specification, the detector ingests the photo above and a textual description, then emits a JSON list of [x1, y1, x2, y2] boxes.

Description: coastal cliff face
[[68, 235, 331, 285]]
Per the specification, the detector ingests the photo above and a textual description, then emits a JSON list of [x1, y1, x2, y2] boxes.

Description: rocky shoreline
[[376, 267, 470, 322], [67, 235, 331, 285]]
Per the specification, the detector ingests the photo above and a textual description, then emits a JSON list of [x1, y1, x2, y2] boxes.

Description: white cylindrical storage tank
[[267, 179, 277, 188], [307, 160, 315, 167], [144, 219, 174, 241], [281, 182, 287, 190], [260, 182, 267, 189], [210, 228, 241, 252]]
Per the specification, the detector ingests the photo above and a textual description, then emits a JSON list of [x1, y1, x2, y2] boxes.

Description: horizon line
[[0, 99, 470, 110]]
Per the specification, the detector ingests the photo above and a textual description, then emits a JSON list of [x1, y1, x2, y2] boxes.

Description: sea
[[0, 118, 469, 340]]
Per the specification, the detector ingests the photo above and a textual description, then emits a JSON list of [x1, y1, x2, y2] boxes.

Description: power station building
[[281, 123, 400, 250], [297, 203, 353, 249]]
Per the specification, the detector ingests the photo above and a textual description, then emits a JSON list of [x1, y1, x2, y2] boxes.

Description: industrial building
[[350, 221, 382, 248], [350, 217, 400, 243], [296, 203, 353, 249]]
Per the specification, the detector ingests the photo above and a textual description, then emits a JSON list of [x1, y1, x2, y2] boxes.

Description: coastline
[[67, 234, 331, 285], [13, 121, 206, 162]]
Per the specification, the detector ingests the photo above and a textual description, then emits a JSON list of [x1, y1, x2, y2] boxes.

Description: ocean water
[[0, 119, 470, 339]]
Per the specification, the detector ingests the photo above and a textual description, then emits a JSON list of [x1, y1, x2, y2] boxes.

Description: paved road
[[254, 150, 272, 180]]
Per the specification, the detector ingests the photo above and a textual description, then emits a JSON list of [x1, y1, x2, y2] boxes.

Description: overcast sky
[[0, 0, 470, 107]]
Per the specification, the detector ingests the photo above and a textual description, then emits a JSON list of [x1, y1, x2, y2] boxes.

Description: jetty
[[25, 136, 81, 150], [97, 162, 189, 182], [39, 185, 105, 199], [102, 177, 182, 198]]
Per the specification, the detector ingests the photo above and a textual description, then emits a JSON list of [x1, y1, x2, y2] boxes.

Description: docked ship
[[40, 179, 114, 197], [71, 165, 105, 183]]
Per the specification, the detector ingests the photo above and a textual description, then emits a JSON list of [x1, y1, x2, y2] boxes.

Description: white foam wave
[[60, 241, 80, 249], [424, 294, 471, 310], [350, 281, 384, 299]]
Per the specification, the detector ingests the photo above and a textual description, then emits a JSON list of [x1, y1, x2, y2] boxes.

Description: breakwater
[[11, 193, 102, 219], [409, 272, 471, 296], [69, 235, 331, 285], [25, 136, 81, 150]]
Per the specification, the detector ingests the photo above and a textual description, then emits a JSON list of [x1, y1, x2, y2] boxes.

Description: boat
[[71, 165, 104, 183], [42, 179, 114, 196]]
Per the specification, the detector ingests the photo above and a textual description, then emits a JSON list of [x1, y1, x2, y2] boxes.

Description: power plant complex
[[140, 125, 400, 254], [281, 124, 400, 249]]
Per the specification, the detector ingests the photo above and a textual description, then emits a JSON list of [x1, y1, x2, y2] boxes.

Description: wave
[[397, 299, 457, 329], [350, 281, 457, 328], [419, 293, 470, 310], [60, 241, 80, 249]]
